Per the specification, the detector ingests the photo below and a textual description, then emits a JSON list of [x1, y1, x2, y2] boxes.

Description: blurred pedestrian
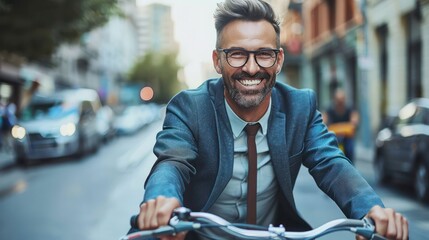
[[328, 64, 340, 100], [323, 89, 359, 162], [1, 101, 17, 152]]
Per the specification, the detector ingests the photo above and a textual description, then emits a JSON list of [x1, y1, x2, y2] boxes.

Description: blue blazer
[[143, 78, 383, 230]]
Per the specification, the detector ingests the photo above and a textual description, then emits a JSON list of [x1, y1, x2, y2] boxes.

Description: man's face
[[213, 20, 284, 109]]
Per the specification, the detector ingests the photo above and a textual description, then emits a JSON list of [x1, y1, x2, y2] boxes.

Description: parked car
[[12, 88, 102, 164], [374, 98, 429, 202], [96, 105, 116, 142], [113, 105, 145, 135]]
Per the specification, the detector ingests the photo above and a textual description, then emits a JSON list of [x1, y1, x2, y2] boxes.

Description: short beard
[[224, 71, 275, 108], [228, 87, 271, 108]]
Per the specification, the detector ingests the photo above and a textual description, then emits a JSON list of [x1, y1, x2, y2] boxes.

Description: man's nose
[[242, 54, 260, 75]]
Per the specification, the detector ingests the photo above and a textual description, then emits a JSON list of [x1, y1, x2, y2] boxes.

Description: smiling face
[[213, 20, 284, 114]]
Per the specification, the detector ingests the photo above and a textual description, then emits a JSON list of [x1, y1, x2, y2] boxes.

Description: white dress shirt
[[207, 98, 279, 227]]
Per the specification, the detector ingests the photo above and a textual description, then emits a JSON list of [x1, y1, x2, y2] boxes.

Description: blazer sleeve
[[301, 89, 384, 219], [143, 92, 198, 205]]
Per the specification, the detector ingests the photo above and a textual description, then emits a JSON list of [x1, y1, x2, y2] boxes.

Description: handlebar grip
[[364, 217, 375, 226], [130, 214, 139, 229], [363, 217, 387, 240]]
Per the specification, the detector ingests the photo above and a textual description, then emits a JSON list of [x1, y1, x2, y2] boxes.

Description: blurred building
[[48, 0, 139, 105], [300, 0, 371, 145], [135, 3, 178, 55], [365, 0, 429, 130], [301, 0, 363, 110], [295, 0, 429, 147], [280, 0, 304, 88], [84, 0, 139, 105], [423, 0, 429, 98], [0, 63, 23, 108]]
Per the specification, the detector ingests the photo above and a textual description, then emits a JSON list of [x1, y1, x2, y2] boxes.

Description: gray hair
[[214, 0, 281, 48]]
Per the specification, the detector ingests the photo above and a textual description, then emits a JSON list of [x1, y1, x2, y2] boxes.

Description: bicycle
[[120, 207, 386, 240]]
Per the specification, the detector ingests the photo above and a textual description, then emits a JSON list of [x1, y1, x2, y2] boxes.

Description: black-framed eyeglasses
[[217, 48, 280, 68]]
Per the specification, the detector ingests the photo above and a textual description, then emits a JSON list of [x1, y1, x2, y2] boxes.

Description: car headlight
[[11, 125, 26, 140], [60, 123, 76, 136]]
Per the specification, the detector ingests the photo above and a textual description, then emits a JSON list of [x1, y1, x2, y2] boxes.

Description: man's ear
[[212, 50, 222, 74]]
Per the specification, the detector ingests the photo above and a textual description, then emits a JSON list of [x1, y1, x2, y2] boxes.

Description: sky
[[136, 0, 221, 88]]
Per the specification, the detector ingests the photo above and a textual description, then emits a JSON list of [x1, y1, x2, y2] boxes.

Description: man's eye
[[257, 51, 275, 58], [229, 51, 247, 58]]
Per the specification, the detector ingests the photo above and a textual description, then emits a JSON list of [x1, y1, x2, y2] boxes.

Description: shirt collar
[[225, 98, 271, 138]]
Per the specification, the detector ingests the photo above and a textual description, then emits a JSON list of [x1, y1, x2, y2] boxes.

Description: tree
[[0, 0, 119, 61], [128, 52, 183, 103]]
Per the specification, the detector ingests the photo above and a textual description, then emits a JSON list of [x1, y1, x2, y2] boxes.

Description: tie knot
[[245, 123, 260, 137]]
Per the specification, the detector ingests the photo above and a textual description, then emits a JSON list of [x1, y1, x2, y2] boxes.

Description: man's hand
[[137, 196, 185, 240], [357, 205, 408, 240]]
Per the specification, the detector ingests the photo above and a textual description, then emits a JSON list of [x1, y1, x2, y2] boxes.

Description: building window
[[376, 24, 388, 118], [406, 10, 422, 100], [345, 0, 354, 23], [311, 6, 319, 40], [326, 0, 336, 31]]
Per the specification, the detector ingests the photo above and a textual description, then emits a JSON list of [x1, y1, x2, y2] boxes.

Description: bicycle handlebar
[[122, 207, 386, 240]]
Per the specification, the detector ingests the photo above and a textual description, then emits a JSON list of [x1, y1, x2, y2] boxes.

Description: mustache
[[232, 71, 270, 80]]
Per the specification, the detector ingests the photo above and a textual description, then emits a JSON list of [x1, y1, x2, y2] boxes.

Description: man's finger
[[369, 205, 389, 236], [394, 212, 403, 240], [154, 196, 170, 226], [144, 199, 158, 229], [156, 197, 180, 226], [138, 202, 147, 229], [402, 216, 409, 240], [384, 208, 397, 239]]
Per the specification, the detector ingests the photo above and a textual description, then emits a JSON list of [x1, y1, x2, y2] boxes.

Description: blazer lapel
[[202, 79, 235, 211], [268, 91, 296, 209]]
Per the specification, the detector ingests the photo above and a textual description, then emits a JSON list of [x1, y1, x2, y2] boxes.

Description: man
[[323, 89, 359, 162], [130, 0, 408, 239]]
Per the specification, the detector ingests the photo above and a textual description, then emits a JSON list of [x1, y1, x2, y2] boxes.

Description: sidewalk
[[353, 140, 378, 185], [354, 140, 375, 163], [0, 146, 23, 197]]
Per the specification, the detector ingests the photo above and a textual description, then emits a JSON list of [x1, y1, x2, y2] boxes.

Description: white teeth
[[239, 79, 262, 86]]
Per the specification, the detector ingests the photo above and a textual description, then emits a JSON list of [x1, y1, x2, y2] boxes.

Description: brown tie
[[245, 123, 260, 224]]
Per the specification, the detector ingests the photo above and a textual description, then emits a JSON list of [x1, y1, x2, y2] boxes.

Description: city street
[[294, 151, 429, 239], [0, 118, 428, 240], [0, 120, 162, 240], [2, 1, 429, 239]]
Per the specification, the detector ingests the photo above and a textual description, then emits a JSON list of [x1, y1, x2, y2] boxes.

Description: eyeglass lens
[[226, 49, 278, 68]]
